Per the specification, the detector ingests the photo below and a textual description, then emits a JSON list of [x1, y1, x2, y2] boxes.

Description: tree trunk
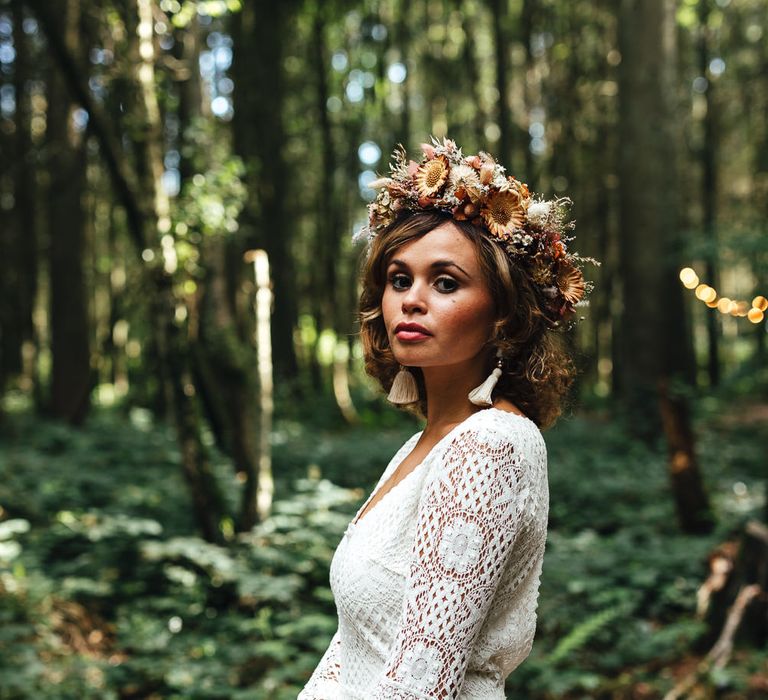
[[12, 0, 38, 395], [617, 0, 696, 440], [658, 380, 713, 533], [394, 0, 411, 147], [488, 0, 512, 170], [133, 0, 226, 542], [47, 0, 91, 425], [195, 237, 262, 531], [457, 0, 486, 148], [698, 0, 720, 388], [231, 0, 299, 380]]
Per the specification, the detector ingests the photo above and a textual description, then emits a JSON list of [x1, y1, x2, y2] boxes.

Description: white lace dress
[[298, 407, 549, 700]]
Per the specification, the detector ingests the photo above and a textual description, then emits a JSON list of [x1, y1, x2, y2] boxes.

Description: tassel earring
[[387, 366, 419, 404], [468, 349, 503, 407]]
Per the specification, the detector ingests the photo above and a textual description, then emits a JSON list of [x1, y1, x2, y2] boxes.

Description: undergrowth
[[0, 393, 765, 699]]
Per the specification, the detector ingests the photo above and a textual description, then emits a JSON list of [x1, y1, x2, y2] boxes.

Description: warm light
[[703, 287, 717, 303], [717, 298, 732, 314], [753, 295, 768, 312], [748, 308, 764, 324], [706, 299, 719, 308], [735, 301, 750, 316], [695, 284, 709, 300], [679, 267, 699, 288]]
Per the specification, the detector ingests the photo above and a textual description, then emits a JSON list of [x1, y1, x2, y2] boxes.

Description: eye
[[435, 276, 459, 293], [388, 273, 411, 290]]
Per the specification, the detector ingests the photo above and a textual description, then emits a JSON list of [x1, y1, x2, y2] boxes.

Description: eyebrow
[[389, 258, 471, 277]]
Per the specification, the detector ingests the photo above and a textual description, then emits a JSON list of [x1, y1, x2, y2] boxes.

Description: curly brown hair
[[359, 211, 575, 429]]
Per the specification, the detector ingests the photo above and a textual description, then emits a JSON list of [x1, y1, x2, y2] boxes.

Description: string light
[[679, 267, 765, 324]]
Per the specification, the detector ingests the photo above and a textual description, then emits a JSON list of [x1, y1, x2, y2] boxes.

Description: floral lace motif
[[299, 410, 548, 700]]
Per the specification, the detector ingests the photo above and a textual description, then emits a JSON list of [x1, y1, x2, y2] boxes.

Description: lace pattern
[[299, 409, 548, 700]]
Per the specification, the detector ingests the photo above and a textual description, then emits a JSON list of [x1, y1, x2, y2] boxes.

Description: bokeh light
[[679, 267, 699, 288]]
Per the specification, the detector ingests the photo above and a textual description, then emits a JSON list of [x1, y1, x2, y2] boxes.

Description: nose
[[401, 280, 427, 314]]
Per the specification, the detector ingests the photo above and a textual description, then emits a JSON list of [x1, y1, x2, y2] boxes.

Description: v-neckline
[[350, 408, 529, 529], [350, 431, 424, 528]]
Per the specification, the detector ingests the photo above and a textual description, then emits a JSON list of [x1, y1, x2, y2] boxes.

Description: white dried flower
[[526, 201, 551, 227]]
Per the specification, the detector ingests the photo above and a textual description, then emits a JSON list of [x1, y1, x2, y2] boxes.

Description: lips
[[394, 322, 432, 341]]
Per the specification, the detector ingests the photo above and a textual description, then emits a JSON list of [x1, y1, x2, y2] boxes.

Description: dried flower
[[414, 156, 449, 198], [449, 164, 482, 202], [420, 143, 436, 159], [481, 190, 526, 238], [479, 160, 495, 185], [557, 262, 586, 304], [526, 201, 550, 227]]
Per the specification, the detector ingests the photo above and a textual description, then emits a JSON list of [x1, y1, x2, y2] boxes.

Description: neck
[[421, 352, 490, 435]]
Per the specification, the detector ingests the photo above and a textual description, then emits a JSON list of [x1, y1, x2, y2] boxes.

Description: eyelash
[[388, 273, 459, 293]]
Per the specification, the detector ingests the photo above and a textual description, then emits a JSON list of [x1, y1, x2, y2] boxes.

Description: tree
[[47, 0, 91, 424], [617, 0, 710, 532]]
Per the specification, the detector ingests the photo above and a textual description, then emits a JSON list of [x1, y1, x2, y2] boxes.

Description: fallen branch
[[663, 584, 762, 700]]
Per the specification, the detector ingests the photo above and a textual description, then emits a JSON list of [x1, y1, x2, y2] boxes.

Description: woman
[[299, 138, 591, 699]]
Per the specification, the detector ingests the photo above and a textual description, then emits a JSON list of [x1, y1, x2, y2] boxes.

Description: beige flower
[[448, 164, 482, 201], [479, 160, 495, 185], [414, 156, 449, 198], [556, 262, 586, 304], [526, 201, 551, 227], [481, 190, 526, 238]]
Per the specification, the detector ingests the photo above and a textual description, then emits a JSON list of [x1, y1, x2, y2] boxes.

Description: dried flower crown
[[358, 137, 598, 324]]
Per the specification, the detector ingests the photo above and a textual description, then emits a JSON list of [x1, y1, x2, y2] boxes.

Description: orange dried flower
[[414, 156, 449, 197], [481, 190, 526, 239]]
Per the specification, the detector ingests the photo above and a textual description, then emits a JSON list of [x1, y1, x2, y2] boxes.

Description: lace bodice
[[298, 408, 549, 700]]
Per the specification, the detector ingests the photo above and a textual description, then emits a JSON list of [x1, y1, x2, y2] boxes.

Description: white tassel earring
[[468, 349, 503, 407], [387, 366, 420, 404]]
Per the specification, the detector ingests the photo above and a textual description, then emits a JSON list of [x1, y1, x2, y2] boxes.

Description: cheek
[[381, 288, 397, 324], [441, 294, 495, 339]]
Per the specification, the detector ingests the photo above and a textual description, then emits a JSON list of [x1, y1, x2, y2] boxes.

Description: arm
[[372, 425, 531, 700], [298, 630, 342, 700]]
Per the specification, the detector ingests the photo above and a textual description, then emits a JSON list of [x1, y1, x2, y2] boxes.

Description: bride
[[299, 137, 590, 699]]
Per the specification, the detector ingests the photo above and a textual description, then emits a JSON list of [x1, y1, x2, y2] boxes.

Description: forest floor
[[0, 386, 766, 699]]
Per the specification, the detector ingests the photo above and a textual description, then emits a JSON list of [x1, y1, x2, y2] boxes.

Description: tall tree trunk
[[394, 0, 411, 147], [488, 0, 512, 170], [133, 0, 225, 542], [12, 0, 38, 394], [231, 0, 298, 380], [172, 12, 263, 530], [698, 0, 720, 387], [457, 0, 486, 148], [617, 0, 695, 437], [195, 237, 262, 530], [618, 0, 707, 531], [47, 0, 91, 425]]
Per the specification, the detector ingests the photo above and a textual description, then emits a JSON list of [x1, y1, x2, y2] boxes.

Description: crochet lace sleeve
[[372, 424, 532, 700], [297, 630, 341, 699]]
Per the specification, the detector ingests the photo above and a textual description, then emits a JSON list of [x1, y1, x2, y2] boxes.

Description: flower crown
[[359, 137, 597, 324]]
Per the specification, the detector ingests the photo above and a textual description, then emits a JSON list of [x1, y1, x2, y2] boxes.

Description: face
[[381, 221, 496, 371]]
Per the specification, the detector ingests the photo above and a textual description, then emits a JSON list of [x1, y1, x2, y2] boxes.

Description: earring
[[468, 349, 503, 407], [387, 365, 420, 404]]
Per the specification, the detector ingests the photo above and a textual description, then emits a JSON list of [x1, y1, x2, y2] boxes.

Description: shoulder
[[445, 408, 546, 467], [422, 410, 544, 518], [423, 409, 546, 496]]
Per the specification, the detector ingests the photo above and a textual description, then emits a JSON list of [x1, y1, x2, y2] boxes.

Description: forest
[[0, 0, 766, 697]]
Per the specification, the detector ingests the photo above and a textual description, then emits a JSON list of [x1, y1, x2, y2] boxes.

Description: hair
[[358, 211, 575, 429]]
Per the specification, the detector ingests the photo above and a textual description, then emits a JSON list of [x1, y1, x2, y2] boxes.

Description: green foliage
[[0, 398, 765, 698]]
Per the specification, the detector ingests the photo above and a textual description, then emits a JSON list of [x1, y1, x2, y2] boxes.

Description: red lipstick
[[395, 322, 432, 342]]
